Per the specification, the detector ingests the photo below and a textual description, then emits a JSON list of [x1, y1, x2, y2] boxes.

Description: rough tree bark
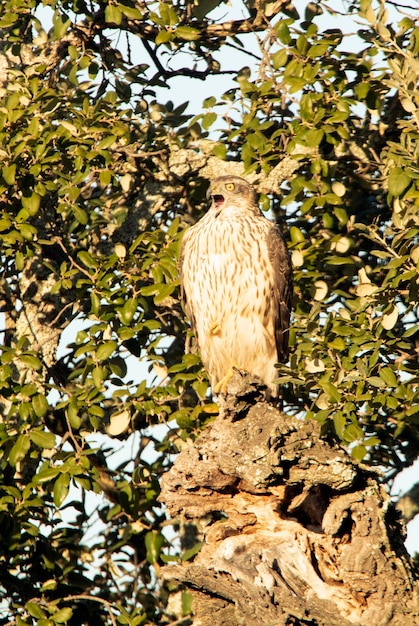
[[160, 372, 419, 626]]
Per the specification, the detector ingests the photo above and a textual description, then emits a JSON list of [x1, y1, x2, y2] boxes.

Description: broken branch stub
[[159, 371, 418, 626]]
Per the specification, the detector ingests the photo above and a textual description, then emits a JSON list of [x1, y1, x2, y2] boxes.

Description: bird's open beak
[[212, 194, 224, 216]]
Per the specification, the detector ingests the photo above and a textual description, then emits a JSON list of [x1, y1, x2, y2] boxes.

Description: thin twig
[[64, 594, 118, 626]]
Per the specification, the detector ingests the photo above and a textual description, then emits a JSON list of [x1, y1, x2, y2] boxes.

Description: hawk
[[180, 176, 292, 397]]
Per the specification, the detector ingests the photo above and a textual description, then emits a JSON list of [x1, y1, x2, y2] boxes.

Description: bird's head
[[207, 176, 259, 217]]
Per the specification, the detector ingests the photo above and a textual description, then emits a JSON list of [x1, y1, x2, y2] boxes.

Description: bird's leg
[[214, 366, 244, 395], [214, 367, 235, 395]]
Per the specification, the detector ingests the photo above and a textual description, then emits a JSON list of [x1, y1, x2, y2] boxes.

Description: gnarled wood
[[160, 372, 419, 626]]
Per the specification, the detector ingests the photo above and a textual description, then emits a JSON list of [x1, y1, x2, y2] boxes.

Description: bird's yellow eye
[[225, 182, 235, 191]]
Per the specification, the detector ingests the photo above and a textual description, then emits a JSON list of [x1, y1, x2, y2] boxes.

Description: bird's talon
[[214, 367, 235, 395], [209, 321, 221, 335]]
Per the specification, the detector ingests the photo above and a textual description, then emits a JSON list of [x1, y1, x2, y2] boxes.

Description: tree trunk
[[159, 372, 419, 626]]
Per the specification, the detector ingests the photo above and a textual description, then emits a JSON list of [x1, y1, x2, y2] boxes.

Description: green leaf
[[192, 379, 209, 399], [192, 0, 223, 19], [96, 341, 117, 361], [155, 30, 173, 45], [181, 541, 202, 561], [109, 356, 128, 378], [0, 217, 11, 231], [20, 354, 42, 370], [290, 226, 305, 244], [30, 430, 56, 449], [307, 43, 330, 58], [320, 381, 341, 403], [276, 20, 292, 45], [333, 411, 346, 439], [52, 607, 73, 623], [32, 394, 49, 418], [247, 133, 266, 150], [18, 223, 37, 240], [326, 256, 354, 266], [100, 169, 112, 185], [117, 298, 138, 325], [97, 135, 116, 150], [2, 164, 16, 185], [171, 409, 195, 429], [272, 49, 288, 68], [22, 193, 41, 215], [351, 445, 367, 461], [213, 143, 227, 160], [367, 376, 386, 388], [9, 434, 31, 467], [119, 4, 143, 19], [343, 423, 363, 443], [0, 12, 19, 27], [202, 112, 217, 130], [77, 251, 98, 268], [54, 472, 70, 507], [15, 250, 25, 270], [105, 4, 122, 24], [388, 167, 411, 196], [181, 591, 193, 616], [328, 338, 346, 351], [92, 365, 105, 388], [73, 205, 88, 225], [36, 465, 61, 483], [67, 397, 81, 429], [203, 96, 217, 108], [159, 3, 178, 25], [379, 367, 397, 388], [304, 129, 324, 147], [154, 283, 175, 304], [175, 26, 200, 41], [53, 10, 71, 38], [145, 530, 164, 564], [25, 602, 46, 619]]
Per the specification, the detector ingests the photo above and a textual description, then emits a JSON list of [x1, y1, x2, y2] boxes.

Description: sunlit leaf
[[379, 367, 397, 388], [105, 4, 122, 24], [96, 341, 117, 361], [53, 473, 70, 507], [32, 394, 49, 418], [20, 354, 42, 370], [2, 164, 16, 185], [107, 409, 131, 436], [52, 607, 73, 623], [25, 602, 46, 619], [175, 26, 200, 41], [30, 430, 56, 449], [381, 305, 398, 330], [388, 167, 411, 196], [9, 434, 31, 467]]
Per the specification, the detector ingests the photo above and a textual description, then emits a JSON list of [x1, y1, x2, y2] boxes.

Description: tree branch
[[159, 372, 419, 626]]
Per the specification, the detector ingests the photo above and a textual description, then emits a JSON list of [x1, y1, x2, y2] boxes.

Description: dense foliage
[[0, 0, 418, 623]]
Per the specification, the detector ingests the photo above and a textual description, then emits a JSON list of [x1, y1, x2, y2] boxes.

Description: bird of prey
[[179, 176, 292, 397]]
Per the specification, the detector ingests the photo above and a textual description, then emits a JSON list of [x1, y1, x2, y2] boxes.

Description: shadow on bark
[[159, 372, 419, 626]]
